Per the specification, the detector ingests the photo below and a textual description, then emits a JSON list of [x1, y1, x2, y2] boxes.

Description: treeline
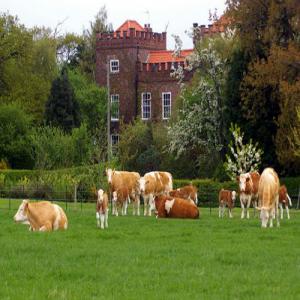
[[0, 8, 111, 169]]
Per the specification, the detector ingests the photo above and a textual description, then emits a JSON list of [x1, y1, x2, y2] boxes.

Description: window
[[111, 134, 119, 155], [162, 92, 171, 119], [141, 93, 151, 120], [110, 60, 119, 73], [110, 94, 119, 121]]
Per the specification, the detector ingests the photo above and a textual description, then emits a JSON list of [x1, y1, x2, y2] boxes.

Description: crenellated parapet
[[96, 28, 167, 50]]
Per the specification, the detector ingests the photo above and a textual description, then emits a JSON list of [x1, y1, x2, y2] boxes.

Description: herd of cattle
[[13, 167, 293, 231]]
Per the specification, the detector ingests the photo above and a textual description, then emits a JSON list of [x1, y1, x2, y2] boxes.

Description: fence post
[[74, 184, 77, 211]]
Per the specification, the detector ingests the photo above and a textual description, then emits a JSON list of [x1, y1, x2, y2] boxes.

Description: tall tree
[[45, 68, 80, 133]]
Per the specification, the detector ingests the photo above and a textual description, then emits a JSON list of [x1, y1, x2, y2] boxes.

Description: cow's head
[[112, 191, 117, 202], [14, 199, 29, 223], [231, 191, 237, 202], [237, 173, 250, 192], [138, 177, 149, 194], [97, 189, 104, 203], [257, 206, 270, 228], [106, 168, 115, 184]]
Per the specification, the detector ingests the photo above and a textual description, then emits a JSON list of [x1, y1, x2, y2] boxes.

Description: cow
[[106, 168, 141, 216], [237, 171, 260, 219], [218, 189, 237, 218], [112, 187, 130, 216], [257, 168, 280, 228], [169, 184, 198, 205], [139, 171, 173, 216], [96, 189, 109, 229], [14, 200, 68, 232], [154, 195, 199, 219], [279, 185, 292, 220]]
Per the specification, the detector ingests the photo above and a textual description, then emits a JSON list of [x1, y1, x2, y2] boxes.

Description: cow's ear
[[23, 200, 29, 210], [246, 177, 250, 182]]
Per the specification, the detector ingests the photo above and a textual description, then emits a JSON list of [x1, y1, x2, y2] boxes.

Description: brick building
[[95, 19, 226, 145]]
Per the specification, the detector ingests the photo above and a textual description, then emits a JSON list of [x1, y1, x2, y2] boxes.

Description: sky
[[1, 0, 226, 49]]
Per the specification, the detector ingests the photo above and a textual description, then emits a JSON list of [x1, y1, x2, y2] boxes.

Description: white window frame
[[110, 94, 119, 121], [162, 92, 171, 120], [141, 92, 151, 120], [110, 134, 119, 155], [110, 59, 119, 73]]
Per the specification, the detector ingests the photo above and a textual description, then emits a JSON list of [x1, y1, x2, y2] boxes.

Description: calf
[[14, 200, 68, 232], [257, 168, 280, 228], [112, 187, 130, 216], [139, 171, 173, 216], [169, 185, 198, 205], [279, 185, 292, 219], [154, 195, 199, 219], [96, 189, 109, 229], [237, 171, 260, 219], [218, 189, 237, 218]]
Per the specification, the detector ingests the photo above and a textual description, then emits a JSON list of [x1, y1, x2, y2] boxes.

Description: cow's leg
[[136, 194, 140, 216], [286, 204, 290, 220], [39, 222, 52, 232], [218, 205, 221, 218], [240, 199, 245, 219], [269, 210, 273, 228], [148, 194, 154, 217], [144, 196, 148, 216], [246, 196, 251, 219], [276, 196, 280, 227], [100, 213, 105, 229], [124, 201, 128, 216], [105, 210, 108, 228], [96, 212, 100, 227], [229, 207, 233, 218], [279, 203, 283, 219], [115, 203, 119, 217]]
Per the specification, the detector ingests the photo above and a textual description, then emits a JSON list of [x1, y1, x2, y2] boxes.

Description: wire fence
[[1, 184, 299, 214]]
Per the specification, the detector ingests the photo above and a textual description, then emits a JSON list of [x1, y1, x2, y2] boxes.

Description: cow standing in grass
[[237, 171, 260, 219], [96, 189, 109, 229], [14, 200, 68, 231], [112, 187, 130, 216], [279, 185, 292, 219], [139, 171, 173, 216], [218, 189, 236, 218], [154, 195, 199, 219], [169, 185, 198, 205], [257, 168, 280, 228], [106, 168, 141, 216]]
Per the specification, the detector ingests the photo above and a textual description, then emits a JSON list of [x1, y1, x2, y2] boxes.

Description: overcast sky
[[1, 0, 226, 49]]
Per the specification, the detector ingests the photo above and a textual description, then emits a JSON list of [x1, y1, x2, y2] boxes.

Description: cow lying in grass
[[14, 200, 68, 232], [169, 184, 198, 205], [153, 195, 199, 219]]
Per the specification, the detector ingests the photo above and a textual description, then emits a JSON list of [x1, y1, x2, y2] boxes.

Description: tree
[[45, 68, 80, 132], [224, 124, 263, 180], [0, 104, 33, 169]]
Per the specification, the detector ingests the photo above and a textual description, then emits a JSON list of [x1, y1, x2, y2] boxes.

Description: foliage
[[45, 68, 81, 133], [30, 124, 93, 170], [0, 103, 34, 169], [68, 68, 107, 161], [224, 124, 263, 180]]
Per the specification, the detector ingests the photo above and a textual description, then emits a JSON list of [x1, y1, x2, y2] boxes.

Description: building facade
[[95, 20, 226, 145]]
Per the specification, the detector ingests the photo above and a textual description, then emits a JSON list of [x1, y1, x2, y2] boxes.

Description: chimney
[[193, 23, 198, 28]]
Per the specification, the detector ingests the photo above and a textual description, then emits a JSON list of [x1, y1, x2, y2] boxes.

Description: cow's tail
[[287, 194, 292, 207]]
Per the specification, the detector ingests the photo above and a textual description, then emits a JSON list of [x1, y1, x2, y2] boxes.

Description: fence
[[0, 184, 299, 214]]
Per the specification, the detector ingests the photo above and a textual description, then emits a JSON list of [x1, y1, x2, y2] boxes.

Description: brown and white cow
[[112, 187, 130, 216], [14, 200, 68, 232], [154, 195, 199, 219], [96, 189, 109, 229], [279, 185, 292, 220], [257, 168, 280, 228], [169, 185, 198, 205], [237, 171, 260, 219], [106, 168, 141, 216], [218, 189, 237, 218], [139, 171, 173, 216]]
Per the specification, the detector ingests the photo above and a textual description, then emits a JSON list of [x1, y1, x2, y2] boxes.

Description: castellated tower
[[96, 21, 167, 133]]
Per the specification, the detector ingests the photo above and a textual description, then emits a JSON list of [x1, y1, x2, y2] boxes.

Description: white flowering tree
[[224, 124, 263, 180], [168, 34, 231, 159]]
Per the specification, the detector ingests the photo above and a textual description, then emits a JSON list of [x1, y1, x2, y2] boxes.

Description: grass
[[1, 199, 300, 300]]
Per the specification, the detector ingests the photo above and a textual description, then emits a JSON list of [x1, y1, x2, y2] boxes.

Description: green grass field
[[1, 200, 300, 300]]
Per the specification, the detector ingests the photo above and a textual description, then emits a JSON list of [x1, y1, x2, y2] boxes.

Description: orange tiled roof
[[147, 49, 194, 63], [116, 20, 144, 32]]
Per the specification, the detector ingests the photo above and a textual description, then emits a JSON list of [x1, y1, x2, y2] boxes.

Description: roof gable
[[115, 20, 144, 32]]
